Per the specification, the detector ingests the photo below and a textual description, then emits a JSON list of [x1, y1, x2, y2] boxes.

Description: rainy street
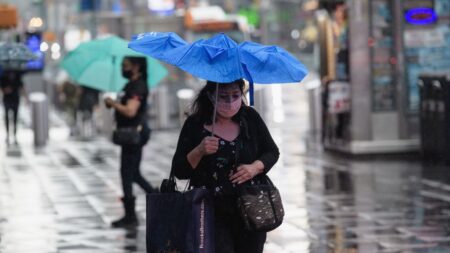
[[2, 84, 450, 253], [2, 1, 450, 252]]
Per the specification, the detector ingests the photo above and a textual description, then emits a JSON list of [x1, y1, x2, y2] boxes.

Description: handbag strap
[[168, 165, 192, 192]]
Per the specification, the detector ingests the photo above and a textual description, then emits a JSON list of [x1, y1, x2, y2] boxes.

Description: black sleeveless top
[[115, 79, 148, 127]]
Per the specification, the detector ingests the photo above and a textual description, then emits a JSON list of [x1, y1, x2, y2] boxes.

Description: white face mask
[[216, 97, 242, 118]]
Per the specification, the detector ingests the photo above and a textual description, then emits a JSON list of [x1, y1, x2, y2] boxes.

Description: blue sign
[[25, 32, 44, 71], [405, 8, 438, 25]]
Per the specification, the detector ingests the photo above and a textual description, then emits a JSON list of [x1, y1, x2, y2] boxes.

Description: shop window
[[403, 0, 450, 112]]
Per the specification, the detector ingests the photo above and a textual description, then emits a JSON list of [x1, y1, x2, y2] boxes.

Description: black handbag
[[236, 175, 284, 232], [146, 172, 215, 253], [112, 124, 151, 146]]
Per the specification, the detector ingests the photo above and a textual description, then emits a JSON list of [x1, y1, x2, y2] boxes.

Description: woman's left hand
[[229, 162, 263, 185]]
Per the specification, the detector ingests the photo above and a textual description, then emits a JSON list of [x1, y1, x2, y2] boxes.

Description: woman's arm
[[105, 98, 140, 118], [172, 118, 219, 179], [187, 136, 219, 168], [253, 109, 280, 173], [172, 118, 197, 179]]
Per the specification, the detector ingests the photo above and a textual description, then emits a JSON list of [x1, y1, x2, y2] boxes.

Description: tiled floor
[[2, 84, 450, 252]]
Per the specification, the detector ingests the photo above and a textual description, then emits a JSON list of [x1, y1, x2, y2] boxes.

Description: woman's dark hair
[[190, 79, 245, 124], [124, 56, 147, 81]]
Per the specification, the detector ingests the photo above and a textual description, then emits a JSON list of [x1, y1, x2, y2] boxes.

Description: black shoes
[[111, 215, 138, 228], [111, 197, 138, 228]]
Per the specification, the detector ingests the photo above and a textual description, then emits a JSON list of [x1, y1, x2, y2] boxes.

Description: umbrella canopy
[[128, 32, 308, 104], [0, 42, 38, 70], [130, 32, 187, 59], [60, 36, 168, 92]]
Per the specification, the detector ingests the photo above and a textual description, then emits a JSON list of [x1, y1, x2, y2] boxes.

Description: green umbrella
[[60, 36, 168, 92]]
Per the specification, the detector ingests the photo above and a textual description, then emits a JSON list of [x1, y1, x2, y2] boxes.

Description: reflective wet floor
[[2, 85, 450, 253]]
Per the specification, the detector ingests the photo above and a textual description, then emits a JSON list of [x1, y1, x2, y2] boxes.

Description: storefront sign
[[0, 5, 18, 28], [404, 28, 445, 48], [328, 81, 351, 114], [405, 8, 437, 25]]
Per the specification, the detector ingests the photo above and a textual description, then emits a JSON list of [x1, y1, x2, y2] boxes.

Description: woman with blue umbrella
[[130, 32, 307, 251], [172, 79, 279, 252], [104, 56, 157, 228]]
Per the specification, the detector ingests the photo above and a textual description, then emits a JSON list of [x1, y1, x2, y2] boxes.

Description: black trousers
[[214, 204, 266, 253], [120, 145, 154, 198], [3, 102, 19, 136]]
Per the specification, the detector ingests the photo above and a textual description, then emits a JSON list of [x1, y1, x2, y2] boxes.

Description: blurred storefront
[[315, 0, 450, 154]]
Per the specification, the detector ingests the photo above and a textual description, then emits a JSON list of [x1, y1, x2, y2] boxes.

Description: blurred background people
[[77, 86, 100, 138], [1, 70, 25, 145], [58, 80, 81, 136]]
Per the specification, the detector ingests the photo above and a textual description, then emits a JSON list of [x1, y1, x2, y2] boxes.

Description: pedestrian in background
[[0, 70, 24, 145], [104, 56, 155, 228], [77, 86, 100, 138], [59, 81, 80, 136], [171, 79, 280, 253]]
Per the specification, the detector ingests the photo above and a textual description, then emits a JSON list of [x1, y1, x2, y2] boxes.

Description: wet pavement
[[2, 84, 450, 253]]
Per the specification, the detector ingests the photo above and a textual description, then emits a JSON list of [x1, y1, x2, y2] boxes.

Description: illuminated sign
[[405, 7, 438, 25], [148, 0, 174, 16], [25, 32, 45, 71]]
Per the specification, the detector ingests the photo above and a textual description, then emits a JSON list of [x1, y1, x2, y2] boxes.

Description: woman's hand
[[104, 97, 114, 108], [187, 136, 219, 169], [230, 160, 264, 184], [197, 136, 219, 155]]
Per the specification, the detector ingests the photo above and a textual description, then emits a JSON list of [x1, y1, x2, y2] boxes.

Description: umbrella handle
[[211, 82, 219, 137]]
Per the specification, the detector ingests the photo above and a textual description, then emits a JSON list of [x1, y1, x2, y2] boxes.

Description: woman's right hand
[[197, 136, 219, 155], [104, 97, 114, 108]]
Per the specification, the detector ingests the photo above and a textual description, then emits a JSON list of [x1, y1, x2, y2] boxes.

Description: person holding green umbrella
[[104, 56, 157, 228], [60, 36, 168, 92]]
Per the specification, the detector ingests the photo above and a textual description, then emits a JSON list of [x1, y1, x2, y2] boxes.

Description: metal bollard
[[176, 88, 195, 126], [155, 85, 171, 129], [306, 79, 322, 139], [29, 92, 49, 147]]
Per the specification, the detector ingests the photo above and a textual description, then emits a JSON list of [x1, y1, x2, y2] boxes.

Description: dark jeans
[[214, 202, 266, 253], [3, 102, 19, 136], [120, 145, 154, 198]]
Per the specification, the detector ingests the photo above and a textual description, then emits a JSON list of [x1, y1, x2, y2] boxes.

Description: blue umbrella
[[128, 32, 308, 105], [239, 41, 307, 84], [130, 32, 187, 60]]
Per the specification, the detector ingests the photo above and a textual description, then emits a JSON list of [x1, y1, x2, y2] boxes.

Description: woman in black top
[[172, 79, 279, 253], [104, 56, 155, 228]]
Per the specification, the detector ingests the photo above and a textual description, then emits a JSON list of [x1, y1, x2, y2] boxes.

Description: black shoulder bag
[[112, 125, 142, 145], [112, 122, 151, 146], [235, 140, 285, 232]]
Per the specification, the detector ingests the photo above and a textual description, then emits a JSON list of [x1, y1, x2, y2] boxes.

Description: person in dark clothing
[[1, 70, 24, 145], [77, 86, 100, 138], [104, 56, 155, 228], [171, 79, 280, 253], [78, 86, 99, 119]]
